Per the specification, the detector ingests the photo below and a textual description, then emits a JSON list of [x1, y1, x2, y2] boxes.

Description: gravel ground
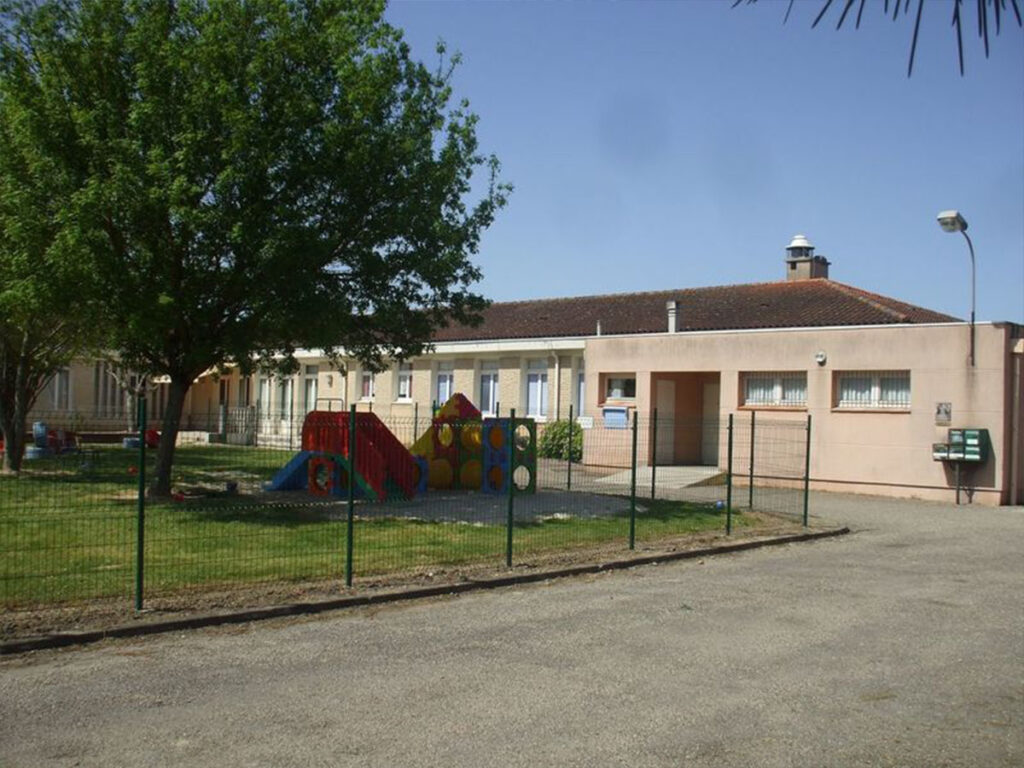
[[0, 492, 1021, 768]]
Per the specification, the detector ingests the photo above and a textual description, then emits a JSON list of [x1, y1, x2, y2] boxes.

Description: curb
[[2, 526, 850, 655]]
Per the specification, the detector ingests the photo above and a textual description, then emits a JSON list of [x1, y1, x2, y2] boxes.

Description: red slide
[[301, 411, 418, 501]]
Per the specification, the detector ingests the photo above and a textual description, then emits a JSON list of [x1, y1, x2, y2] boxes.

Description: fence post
[[345, 404, 356, 587], [748, 410, 756, 509], [566, 404, 574, 490], [803, 414, 812, 527], [726, 413, 734, 535], [629, 410, 638, 550], [650, 407, 658, 499], [134, 396, 147, 612], [413, 401, 419, 442], [506, 409, 516, 567]]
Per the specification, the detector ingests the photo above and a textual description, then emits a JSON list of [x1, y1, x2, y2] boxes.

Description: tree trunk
[[0, 336, 34, 475], [0, 411, 23, 475], [150, 374, 190, 497]]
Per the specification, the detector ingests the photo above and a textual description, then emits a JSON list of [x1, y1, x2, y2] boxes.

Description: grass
[[0, 444, 754, 608]]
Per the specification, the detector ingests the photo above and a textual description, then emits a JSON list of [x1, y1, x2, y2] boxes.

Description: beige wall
[[337, 351, 585, 423], [585, 323, 1022, 506]]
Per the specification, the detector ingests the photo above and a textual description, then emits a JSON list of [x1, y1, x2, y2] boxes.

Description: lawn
[[0, 444, 752, 608]]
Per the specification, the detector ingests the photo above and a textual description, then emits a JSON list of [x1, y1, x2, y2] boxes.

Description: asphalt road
[[1, 494, 1022, 767]]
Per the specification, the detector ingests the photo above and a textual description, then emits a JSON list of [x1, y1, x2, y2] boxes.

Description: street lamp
[[937, 210, 976, 367]]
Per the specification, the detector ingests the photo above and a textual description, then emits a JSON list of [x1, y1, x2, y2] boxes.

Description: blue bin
[[32, 421, 48, 448]]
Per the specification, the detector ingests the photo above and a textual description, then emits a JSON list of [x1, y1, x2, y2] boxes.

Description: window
[[94, 362, 125, 416], [605, 376, 636, 400], [435, 362, 454, 404], [742, 372, 807, 407], [51, 368, 70, 410], [526, 359, 548, 417], [278, 378, 293, 422], [836, 371, 910, 410], [238, 377, 251, 407], [479, 361, 499, 415], [258, 377, 271, 413], [396, 362, 413, 401], [304, 365, 319, 412], [360, 369, 375, 401]]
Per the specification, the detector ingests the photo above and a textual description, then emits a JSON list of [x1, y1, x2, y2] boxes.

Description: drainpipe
[[1012, 339, 1023, 504]]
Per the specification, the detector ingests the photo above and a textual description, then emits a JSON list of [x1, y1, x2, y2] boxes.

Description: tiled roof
[[431, 279, 959, 342]]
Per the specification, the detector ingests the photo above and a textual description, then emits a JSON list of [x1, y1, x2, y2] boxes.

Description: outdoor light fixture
[[936, 210, 976, 367]]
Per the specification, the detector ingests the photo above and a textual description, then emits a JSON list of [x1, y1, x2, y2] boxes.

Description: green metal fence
[[0, 406, 811, 611]]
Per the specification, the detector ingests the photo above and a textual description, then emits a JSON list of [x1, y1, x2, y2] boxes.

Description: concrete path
[[1, 494, 1021, 767]]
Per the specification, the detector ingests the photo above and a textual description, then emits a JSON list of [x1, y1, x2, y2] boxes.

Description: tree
[[736, 0, 1022, 76], [0, 84, 101, 474], [0, 0, 509, 494]]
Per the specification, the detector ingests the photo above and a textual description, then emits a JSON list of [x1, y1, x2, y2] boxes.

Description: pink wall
[[584, 322, 1023, 506]]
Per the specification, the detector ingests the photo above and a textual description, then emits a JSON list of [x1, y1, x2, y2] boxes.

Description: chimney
[[785, 234, 830, 281], [596, 319, 602, 336], [666, 300, 679, 333]]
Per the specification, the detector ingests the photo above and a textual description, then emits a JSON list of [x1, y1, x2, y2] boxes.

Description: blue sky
[[386, 0, 1024, 322]]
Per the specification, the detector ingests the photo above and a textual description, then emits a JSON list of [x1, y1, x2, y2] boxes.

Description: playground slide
[[268, 451, 313, 491], [270, 411, 419, 501]]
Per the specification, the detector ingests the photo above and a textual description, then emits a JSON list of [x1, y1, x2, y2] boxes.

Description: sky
[[384, 0, 1024, 323]]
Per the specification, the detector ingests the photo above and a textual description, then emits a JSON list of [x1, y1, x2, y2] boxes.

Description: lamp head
[[937, 210, 968, 233]]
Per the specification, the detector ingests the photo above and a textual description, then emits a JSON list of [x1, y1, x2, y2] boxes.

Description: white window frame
[[479, 361, 499, 416], [835, 370, 911, 410], [525, 359, 549, 419], [435, 361, 454, 405], [396, 362, 413, 401], [360, 369, 375, 401], [741, 371, 807, 408]]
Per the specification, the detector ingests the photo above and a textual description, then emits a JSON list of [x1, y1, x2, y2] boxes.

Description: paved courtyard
[[1, 493, 1021, 767]]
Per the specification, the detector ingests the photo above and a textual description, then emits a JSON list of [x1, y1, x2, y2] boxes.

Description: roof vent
[[667, 300, 679, 333]]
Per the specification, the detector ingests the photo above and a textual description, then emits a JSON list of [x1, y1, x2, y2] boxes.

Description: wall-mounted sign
[[935, 402, 952, 425]]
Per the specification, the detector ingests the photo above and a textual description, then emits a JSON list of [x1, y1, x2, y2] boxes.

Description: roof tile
[[432, 279, 959, 342]]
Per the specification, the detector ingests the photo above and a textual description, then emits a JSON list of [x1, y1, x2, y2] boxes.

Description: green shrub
[[538, 419, 583, 462]]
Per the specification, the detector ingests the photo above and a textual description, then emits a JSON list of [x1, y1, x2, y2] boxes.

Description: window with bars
[[835, 370, 911, 409], [741, 372, 807, 407]]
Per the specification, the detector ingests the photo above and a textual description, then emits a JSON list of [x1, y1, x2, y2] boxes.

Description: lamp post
[[937, 210, 976, 367]]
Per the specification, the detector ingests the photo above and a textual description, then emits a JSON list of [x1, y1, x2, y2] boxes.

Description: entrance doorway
[[655, 379, 676, 464], [701, 380, 720, 466]]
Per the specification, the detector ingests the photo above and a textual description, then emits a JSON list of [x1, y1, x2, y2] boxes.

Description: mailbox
[[944, 428, 989, 463]]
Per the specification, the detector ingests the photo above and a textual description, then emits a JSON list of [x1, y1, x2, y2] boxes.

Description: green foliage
[[538, 419, 583, 462], [0, 0, 509, 490], [0, 38, 105, 472]]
